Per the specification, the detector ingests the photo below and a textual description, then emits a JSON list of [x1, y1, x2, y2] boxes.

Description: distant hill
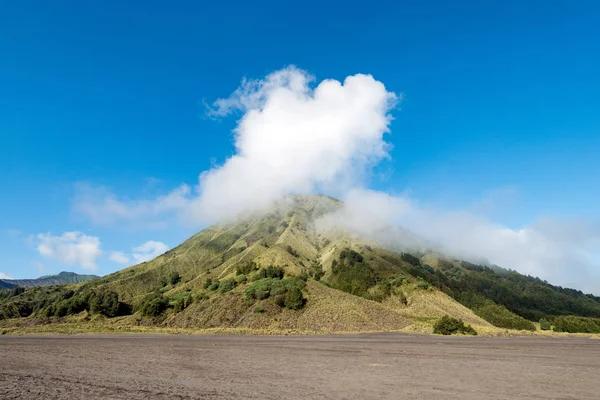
[[1, 271, 99, 289], [1, 194, 599, 335]]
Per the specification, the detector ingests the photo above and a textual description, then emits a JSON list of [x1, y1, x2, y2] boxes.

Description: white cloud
[[0, 272, 12, 280], [192, 65, 398, 223], [109, 251, 131, 265], [73, 67, 397, 227], [34, 232, 102, 271], [132, 241, 169, 263], [319, 188, 600, 294], [67, 66, 600, 294]]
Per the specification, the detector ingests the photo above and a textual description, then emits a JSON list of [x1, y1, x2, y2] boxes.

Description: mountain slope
[[1, 272, 99, 289], [1, 194, 600, 335]]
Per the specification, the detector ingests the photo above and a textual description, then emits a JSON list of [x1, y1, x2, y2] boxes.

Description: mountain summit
[[2, 194, 600, 335]]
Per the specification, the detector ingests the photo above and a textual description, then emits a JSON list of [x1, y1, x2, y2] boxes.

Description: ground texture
[[1, 334, 598, 399]]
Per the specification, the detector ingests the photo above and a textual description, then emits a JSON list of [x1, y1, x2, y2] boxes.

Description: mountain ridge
[[0, 271, 99, 289], [1, 194, 599, 335]]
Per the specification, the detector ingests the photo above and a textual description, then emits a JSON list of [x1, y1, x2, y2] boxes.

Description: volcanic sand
[[1, 333, 598, 399]]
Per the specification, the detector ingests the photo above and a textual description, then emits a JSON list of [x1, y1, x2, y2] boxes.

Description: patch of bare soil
[[1, 334, 598, 399]]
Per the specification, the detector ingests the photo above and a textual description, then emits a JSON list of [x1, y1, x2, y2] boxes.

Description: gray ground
[[1, 333, 598, 399]]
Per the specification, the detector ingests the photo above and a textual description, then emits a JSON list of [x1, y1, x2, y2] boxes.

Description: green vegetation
[[219, 279, 236, 293], [286, 245, 299, 257], [553, 316, 600, 333], [406, 259, 600, 325], [330, 249, 379, 298], [172, 293, 194, 313], [539, 318, 551, 331], [0, 286, 128, 320], [244, 277, 306, 310], [433, 315, 477, 335], [169, 272, 181, 285], [2, 195, 600, 337]]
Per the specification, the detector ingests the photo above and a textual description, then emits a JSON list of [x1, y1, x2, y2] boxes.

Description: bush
[[140, 297, 169, 317], [244, 278, 306, 309], [539, 318, 551, 331], [284, 287, 304, 310], [208, 282, 220, 291], [309, 260, 324, 281], [400, 253, 421, 266], [219, 279, 236, 293], [169, 272, 181, 285], [330, 250, 378, 298], [273, 294, 286, 307], [236, 262, 257, 275], [254, 305, 264, 314], [265, 266, 285, 279], [553, 315, 600, 333], [173, 293, 194, 313], [203, 278, 213, 289], [433, 315, 477, 335], [89, 290, 120, 318], [287, 246, 299, 258], [474, 302, 536, 331]]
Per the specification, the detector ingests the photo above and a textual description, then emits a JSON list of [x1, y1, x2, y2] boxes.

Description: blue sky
[[1, 1, 599, 291]]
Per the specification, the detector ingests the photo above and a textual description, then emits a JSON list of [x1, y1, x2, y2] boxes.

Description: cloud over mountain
[[71, 66, 600, 293]]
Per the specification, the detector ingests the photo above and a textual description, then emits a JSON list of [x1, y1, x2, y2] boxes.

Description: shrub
[[169, 272, 181, 285], [203, 278, 213, 289], [284, 287, 304, 310], [433, 315, 477, 335], [236, 262, 257, 275], [553, 315, 600, 333], [330, 251, 378, 298], [173, 294, 194, 313], [208, 282, 220, 291], [400, 253, 421, 266], [219, 279, 236, 293], [265, 266, 285, 279], [286, 246, 299, 258], [244, 278, 306, 310], [254, 305, 264, 314], [339, 249, 363, 264], [89, 290, 120, 318], [539, 318, 551, 331], [140, 297, 169, 317], [273, 294, 286, 307], [474, 303, 536, 331], [234, 274, 247, 284], [309, 260, 324, 281]]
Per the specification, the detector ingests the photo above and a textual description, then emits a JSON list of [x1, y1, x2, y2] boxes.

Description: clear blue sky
[[1, 1, 599, 285]]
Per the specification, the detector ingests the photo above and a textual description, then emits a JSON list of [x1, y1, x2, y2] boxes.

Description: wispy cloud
[[72, 183, 192, 228], [318, 188, 600, 294], [132, 241, 169, 263], [109, 251, 131, 266], [109, 241, 169, 266], [0, 272, 12, 280]]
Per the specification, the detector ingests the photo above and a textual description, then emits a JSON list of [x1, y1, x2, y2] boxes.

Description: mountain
[[1, 194, 600, 335], [0, 272, 99, 289]]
